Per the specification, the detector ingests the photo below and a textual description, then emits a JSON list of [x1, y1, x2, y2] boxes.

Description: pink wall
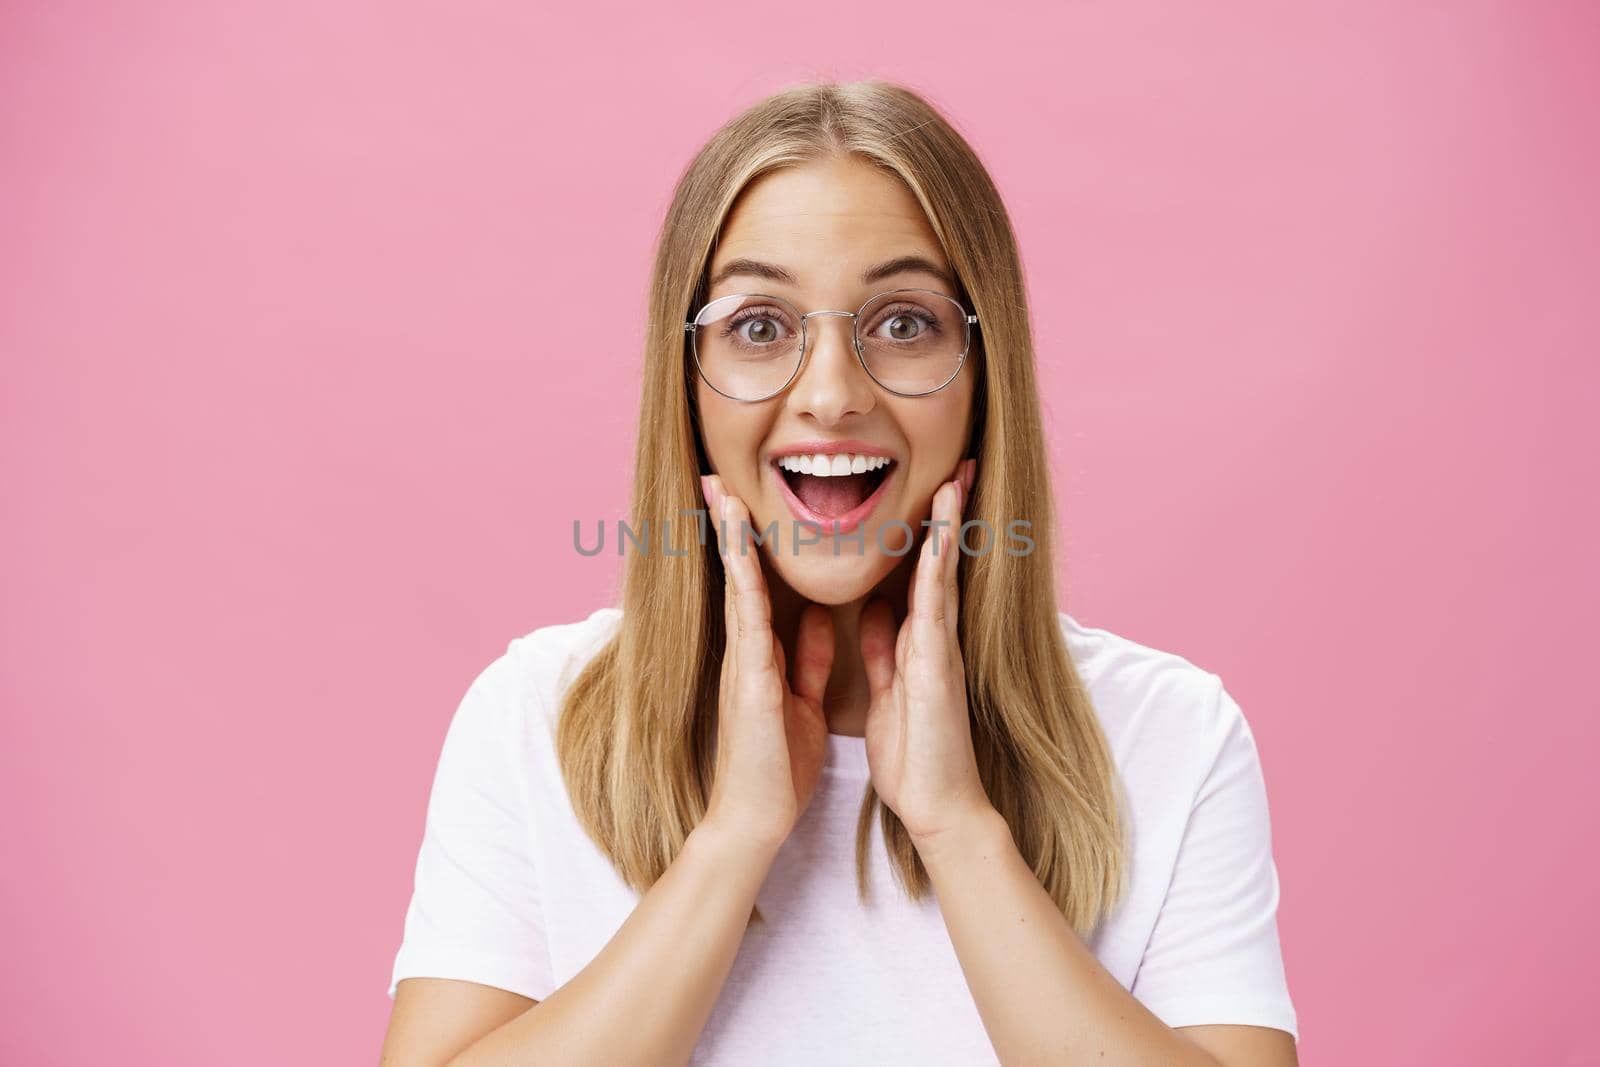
[[3, 2, 1594, 1063]]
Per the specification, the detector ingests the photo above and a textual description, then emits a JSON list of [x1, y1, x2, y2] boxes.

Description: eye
[[867, 304, 942, 343], [885, 312, 925, 340], [740, 316, 780, 344], [723, 306, 796, 347]]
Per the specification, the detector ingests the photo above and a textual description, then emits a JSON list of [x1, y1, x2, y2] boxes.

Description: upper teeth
[[777, 453, 892, 477]]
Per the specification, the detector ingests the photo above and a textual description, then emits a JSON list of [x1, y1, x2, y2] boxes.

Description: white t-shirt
[[388, 608, 1298, 1061]]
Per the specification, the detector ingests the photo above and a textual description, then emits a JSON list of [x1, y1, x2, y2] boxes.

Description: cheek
[[695, 389, 768, 474], [695, 386, 735, 457], [901, 392, 973, 469]]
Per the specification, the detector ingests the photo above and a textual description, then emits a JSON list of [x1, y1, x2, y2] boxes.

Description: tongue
[[794, 473, 873, 517]]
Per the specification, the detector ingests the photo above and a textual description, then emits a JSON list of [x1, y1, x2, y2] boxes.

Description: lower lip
[[770, 462, 895, 536]]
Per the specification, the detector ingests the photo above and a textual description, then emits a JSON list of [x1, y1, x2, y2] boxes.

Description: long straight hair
[[556, 80, 1127, 935]]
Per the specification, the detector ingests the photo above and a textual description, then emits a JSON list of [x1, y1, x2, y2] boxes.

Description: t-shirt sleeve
[[388, 641, 555, 1002], [1129, 679, 1299, 1040]]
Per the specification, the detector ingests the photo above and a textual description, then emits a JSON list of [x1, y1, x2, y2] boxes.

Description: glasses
[[686, 288, 978, 402]]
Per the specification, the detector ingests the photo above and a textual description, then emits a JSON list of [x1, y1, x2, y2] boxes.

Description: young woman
[[380, 81, 1299, 1067]]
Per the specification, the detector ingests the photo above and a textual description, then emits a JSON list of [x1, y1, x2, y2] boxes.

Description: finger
[[722, 492, 775, 675], [910, 481, 964, 664], [859, 598, 898, 704], [707, 478, 741, 680], [700, 474, 717, 523], [705, 474, 728, 559], [724, 491, 772, 600], [942, 479, 962, 644], [911, 489, 950, 637], [790, 604, 835, 707], [708, 478, 759, 701]]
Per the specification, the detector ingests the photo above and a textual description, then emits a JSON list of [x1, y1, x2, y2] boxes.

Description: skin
[[693, 154, 981, 841], [380, 156, 1297, 1067], [692, 153, 979, 742]]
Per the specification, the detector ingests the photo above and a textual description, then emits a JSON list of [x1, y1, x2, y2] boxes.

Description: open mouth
[[771, 452, 896, 533]]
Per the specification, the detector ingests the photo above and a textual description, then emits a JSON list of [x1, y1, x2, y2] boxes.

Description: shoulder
[[506, 607, 624, 692], [448, 607, 623, 746], [421, 608, 625, 822], [494, 606, 625, 727], [1055, 612, 1252, 790]]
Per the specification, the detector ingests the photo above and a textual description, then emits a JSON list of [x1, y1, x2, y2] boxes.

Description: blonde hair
[[556, 79, 1127, 935]]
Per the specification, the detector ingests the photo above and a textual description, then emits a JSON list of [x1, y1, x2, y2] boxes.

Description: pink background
[[3, 2, 1595, 1063]]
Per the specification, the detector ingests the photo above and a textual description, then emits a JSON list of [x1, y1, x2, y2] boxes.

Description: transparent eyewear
[[686, 288, 978, 402]]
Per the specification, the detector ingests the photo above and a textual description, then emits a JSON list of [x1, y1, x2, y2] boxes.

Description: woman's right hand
[[700, 475, 834, 853]]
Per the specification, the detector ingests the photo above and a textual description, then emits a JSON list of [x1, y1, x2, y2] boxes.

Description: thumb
[[789, 604, 835, 707], [859, 598, 898, 704]]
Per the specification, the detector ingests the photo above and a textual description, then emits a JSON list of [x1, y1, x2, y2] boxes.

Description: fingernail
[[962, 457, 976, 492], [700, 475, 713, 509], [955, 478, 964, 512]]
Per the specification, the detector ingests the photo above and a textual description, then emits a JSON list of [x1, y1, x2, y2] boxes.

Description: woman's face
[[694, 155, 976, 606]]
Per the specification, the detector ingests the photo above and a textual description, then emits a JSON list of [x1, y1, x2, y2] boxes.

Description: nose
[[789, 312, 876, 424]]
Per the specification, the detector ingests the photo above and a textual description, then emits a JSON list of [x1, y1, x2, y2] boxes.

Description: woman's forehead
[[712, 217, 949, 294]]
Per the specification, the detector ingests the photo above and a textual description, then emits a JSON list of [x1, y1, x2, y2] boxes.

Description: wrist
[[692, 811, 790, 866], [909, 801, 1010, 867]]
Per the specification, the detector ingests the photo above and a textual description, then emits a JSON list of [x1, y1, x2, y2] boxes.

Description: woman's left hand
[[859, 466, 995, 846]]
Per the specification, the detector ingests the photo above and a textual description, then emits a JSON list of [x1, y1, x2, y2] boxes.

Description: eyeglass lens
[[691, 290, 968, 400]]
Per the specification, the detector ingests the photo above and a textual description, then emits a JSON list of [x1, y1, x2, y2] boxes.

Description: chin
[[766, 548, 898, 606]]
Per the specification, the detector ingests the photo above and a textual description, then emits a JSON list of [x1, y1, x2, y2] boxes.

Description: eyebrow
[[707, 254, 957, 292]]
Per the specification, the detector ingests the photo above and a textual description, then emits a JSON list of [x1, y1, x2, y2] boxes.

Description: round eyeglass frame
[[684, 287, 979, 403]]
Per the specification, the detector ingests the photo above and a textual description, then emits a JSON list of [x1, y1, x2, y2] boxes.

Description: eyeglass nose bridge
[[797, 308, 862, 357]]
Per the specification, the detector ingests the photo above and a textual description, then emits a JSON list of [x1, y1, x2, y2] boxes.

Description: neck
[[763, 554, 916, 737]]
